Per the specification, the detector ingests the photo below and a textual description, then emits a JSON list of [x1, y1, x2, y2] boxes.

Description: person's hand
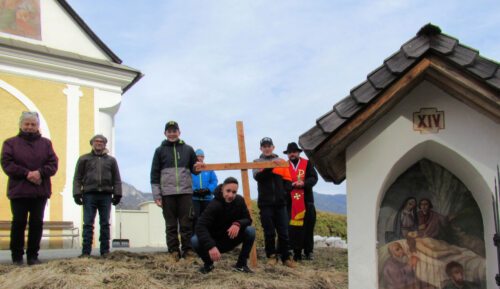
[[112, 196, 121, 206], [155, 199, 162, 207], [194, 161, 205, 172], [27, 171, 42, 185], [227, 224, 240, 239], [208, 247, 221, 262], [272, 158, 286, 165], [74, 194, 83, 205], [295, 180, 304, 188]]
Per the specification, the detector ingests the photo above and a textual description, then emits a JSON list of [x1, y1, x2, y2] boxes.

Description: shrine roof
[[298, 23, 500, 184]]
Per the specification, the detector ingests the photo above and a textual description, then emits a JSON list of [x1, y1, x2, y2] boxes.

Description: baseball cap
[[165, 121, 179, 131], [260, 137, 273, 146], [195, 149, 204, 156]]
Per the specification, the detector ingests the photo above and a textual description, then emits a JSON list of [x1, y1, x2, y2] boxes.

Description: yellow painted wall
[[0, 72, 94, 248]]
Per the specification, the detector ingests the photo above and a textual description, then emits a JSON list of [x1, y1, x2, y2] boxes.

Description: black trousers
[[161, 194, 193, 253], [10, 197, 47, 261], [259, 205, 290, 261]]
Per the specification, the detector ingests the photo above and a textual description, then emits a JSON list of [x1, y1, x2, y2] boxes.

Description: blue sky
[[68, 0, 500, 197]]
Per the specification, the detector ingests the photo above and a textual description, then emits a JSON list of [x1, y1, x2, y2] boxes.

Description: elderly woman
[[1, 111, 58, 265]]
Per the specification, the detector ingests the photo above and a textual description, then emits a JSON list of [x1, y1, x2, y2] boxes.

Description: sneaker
[[182, 249, 196, 260], [266, 254, 278, 266], [198, 264, 214, 274], [233, 264, 254, 273], [27, 258, 42, 266], [167, 251, 181, 263], [283, 258, 297, 268]]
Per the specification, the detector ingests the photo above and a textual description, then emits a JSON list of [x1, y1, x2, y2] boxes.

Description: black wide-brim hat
[[283, 142, 302, 154]]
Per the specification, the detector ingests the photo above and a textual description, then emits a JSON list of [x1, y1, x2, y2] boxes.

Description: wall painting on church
[[0, 0, 41, 40], [377, 159, 485, 289]]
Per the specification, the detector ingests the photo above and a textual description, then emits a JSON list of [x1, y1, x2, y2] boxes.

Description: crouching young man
[[191, 177, 256, 274]]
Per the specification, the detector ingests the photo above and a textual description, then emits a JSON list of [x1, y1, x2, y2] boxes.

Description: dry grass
[[0, 248, 347, 289]]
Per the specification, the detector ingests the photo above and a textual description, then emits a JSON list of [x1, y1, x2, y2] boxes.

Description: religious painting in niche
[[0, 0, 41, 40], [377, 159, 485, 289]]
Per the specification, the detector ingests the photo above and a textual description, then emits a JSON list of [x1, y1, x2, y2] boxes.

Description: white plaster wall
[[115, 202, 166, 248], [42, 0, 108, 60], [345, 81, 500, 289]]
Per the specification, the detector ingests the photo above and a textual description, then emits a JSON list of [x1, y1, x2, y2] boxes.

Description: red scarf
[[288, 158, 307, 226]]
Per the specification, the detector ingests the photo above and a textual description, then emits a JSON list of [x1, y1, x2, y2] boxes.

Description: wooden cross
[[200, 121, 288, 267]]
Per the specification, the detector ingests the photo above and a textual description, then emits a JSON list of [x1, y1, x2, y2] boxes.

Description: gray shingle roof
[[299, 23, 500, 154]]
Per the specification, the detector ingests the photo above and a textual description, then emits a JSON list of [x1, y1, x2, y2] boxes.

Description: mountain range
[[119, 182, 346, 215]]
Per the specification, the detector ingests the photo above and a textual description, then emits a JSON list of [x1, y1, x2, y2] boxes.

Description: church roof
[[298, 23, 500, 184]]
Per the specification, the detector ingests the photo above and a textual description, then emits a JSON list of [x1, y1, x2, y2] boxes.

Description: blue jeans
[[82, 193, 112, 255], [259, 205, 290, 261], [191, 226, 256, 267]]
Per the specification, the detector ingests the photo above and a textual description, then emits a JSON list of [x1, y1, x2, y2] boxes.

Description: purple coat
[[1, 131, 59, 199]]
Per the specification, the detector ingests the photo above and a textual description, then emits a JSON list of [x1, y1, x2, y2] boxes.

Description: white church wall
[[42, 0, 109, 60], [345, 80, 500, 289], [115, 202, 166, 248]]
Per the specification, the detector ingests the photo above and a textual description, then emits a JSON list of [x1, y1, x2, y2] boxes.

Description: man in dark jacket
[[1, 111, 58, 265], [191, 177, 255, 274], [284, 142, 318, 261], [73, 134, 122, 257], [150, 121, 203, 261], [252, 137, 295, 268]]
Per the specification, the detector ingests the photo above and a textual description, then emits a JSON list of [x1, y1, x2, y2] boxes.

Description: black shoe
[[12, 259, 23, 266], [27, 258, 42, 266], [233, 264, 254, 273], [101, 252, 110, 258], [293, 254, 302, 262], [79, 253, 91, 258], [198, 264, 214, 274]]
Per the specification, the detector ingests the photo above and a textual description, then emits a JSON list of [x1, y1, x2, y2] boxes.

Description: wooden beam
[[236, 121, 258, 268], [426, 56, 500, 122], [199, 161, 288, 171]]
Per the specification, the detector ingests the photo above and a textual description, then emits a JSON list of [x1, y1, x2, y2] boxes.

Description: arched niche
[[377, 157, 486, 289]]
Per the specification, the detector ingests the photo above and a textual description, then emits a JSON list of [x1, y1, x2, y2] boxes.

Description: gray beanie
[[89, 134, 108, 145]]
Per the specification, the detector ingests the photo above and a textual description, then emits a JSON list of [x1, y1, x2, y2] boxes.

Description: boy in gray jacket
[[150, 121, 203, 261]]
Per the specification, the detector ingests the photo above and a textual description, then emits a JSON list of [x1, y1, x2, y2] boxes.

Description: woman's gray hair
[[19, 111, 40, 127]]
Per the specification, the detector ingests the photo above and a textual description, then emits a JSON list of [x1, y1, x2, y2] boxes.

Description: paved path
[[0, 247, 165, 264]]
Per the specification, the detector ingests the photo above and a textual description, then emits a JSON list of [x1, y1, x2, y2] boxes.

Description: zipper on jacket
[[98, 156, 102, 191], [173, 143, 179, 193]]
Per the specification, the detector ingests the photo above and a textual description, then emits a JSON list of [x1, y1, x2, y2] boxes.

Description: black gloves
[[112, 196, 121, 206], [193, 189, 211, 197], [74, 194, 83, 205]]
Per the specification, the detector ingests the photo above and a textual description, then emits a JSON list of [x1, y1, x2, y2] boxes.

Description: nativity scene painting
[[377, 159, 485, 289]]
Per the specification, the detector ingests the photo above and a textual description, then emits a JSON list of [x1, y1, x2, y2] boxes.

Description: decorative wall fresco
[[378, 159, 485, 289], [0, 0, 41, 40]]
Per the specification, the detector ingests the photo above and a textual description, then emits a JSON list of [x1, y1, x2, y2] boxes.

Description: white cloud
[[69, 0, 500, 197]]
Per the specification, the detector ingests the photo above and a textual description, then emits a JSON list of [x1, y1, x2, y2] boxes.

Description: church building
[[300, 24, 499, 289], [0, 0, 141, 248]]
